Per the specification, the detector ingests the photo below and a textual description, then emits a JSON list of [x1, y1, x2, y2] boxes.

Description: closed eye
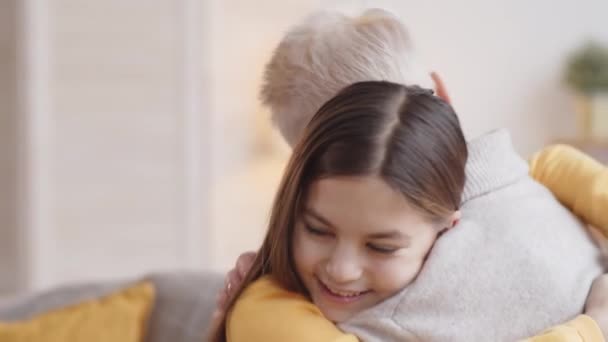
[[367, 243, 400, 254], [305, 224, 333, 237]]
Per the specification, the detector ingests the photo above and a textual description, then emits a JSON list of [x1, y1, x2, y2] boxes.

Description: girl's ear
[[437, 211, 461, 237], [447, 210, 461, 230]]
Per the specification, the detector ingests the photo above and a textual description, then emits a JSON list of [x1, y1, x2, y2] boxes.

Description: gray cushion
[[143, 271, 224, 342]]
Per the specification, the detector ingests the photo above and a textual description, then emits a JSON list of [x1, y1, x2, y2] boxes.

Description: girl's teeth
[[330, 288, 362, 297]]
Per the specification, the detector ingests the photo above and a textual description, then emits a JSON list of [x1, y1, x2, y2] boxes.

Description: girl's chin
[[314, 297, 365, 323], [318, 307, 354, 323]]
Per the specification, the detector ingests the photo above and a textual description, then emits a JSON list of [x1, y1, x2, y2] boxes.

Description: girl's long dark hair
[[210, 81, 467, 341]]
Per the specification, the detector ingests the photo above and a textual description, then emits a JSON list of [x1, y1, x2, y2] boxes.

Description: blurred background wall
[[0, 0, 23, 293], [1, 0, 607, 294]]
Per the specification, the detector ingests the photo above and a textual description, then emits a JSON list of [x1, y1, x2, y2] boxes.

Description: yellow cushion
[[0, 282, 155, 342]]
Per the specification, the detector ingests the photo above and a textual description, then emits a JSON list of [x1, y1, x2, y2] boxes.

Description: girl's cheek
[[294, 231, 329, 268], [369, 257, 421, 293]]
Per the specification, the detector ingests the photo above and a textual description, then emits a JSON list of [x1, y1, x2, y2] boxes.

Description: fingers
[[592, 274, 608, 291], [585, 274, 608, 337], [216, 286, 228, 310], [216, 269, 239, 312], [209, 309, 225, 335], [430, 71, 451, 104], [236, 251, 257, 278], [591, 274, 608, 290], [215, 251, 258, 313], [585, 274, 608, 312], [226, 269, 239, 295], [224, 268, 241, 299]]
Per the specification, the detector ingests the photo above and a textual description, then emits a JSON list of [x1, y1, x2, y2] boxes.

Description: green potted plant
[[564, 42, 608, 140]]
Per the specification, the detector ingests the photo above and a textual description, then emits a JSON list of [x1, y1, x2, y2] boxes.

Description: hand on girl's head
[[430, 71, 451, 104]]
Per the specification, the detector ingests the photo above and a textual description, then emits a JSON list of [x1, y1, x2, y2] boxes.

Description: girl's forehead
[[303, 176, 433, 235], [306, 175, 406, 209]]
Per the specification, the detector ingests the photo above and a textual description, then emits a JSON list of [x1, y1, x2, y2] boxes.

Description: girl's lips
[[316, 277, 371, 304]]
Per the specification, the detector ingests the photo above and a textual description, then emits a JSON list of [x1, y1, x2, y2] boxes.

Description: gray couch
[[0, 271, 224, 342]]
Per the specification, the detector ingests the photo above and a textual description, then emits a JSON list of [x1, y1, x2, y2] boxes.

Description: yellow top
[[228, 144, 607, 342], [227, 276, 358, 342], [521, 315, 604, 342], [530, 144, 608, 237]]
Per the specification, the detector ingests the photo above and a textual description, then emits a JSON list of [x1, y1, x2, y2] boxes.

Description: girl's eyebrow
[[304, 207, 335, 228]]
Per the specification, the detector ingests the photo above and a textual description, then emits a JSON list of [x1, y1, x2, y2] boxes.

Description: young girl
[[212, 80, 467, 341]]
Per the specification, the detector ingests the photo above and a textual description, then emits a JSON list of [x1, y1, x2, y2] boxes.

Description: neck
[[461, 129, 529, 203]]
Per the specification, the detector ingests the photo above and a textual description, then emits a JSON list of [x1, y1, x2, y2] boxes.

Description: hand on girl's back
[[585, 274, 608, 337], [216, 251, 257, 312]]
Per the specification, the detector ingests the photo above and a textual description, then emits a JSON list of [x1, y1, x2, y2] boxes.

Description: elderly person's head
[[261, 9, 447, 146]]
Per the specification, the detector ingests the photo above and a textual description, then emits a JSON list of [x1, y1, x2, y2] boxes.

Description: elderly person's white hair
[[261, 8, 434, 146]]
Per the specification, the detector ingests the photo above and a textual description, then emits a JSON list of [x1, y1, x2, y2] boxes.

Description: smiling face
[[292, 175, 446, 323]]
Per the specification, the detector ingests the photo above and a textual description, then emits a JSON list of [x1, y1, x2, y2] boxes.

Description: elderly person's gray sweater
[[340, 129, 604, 341]]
